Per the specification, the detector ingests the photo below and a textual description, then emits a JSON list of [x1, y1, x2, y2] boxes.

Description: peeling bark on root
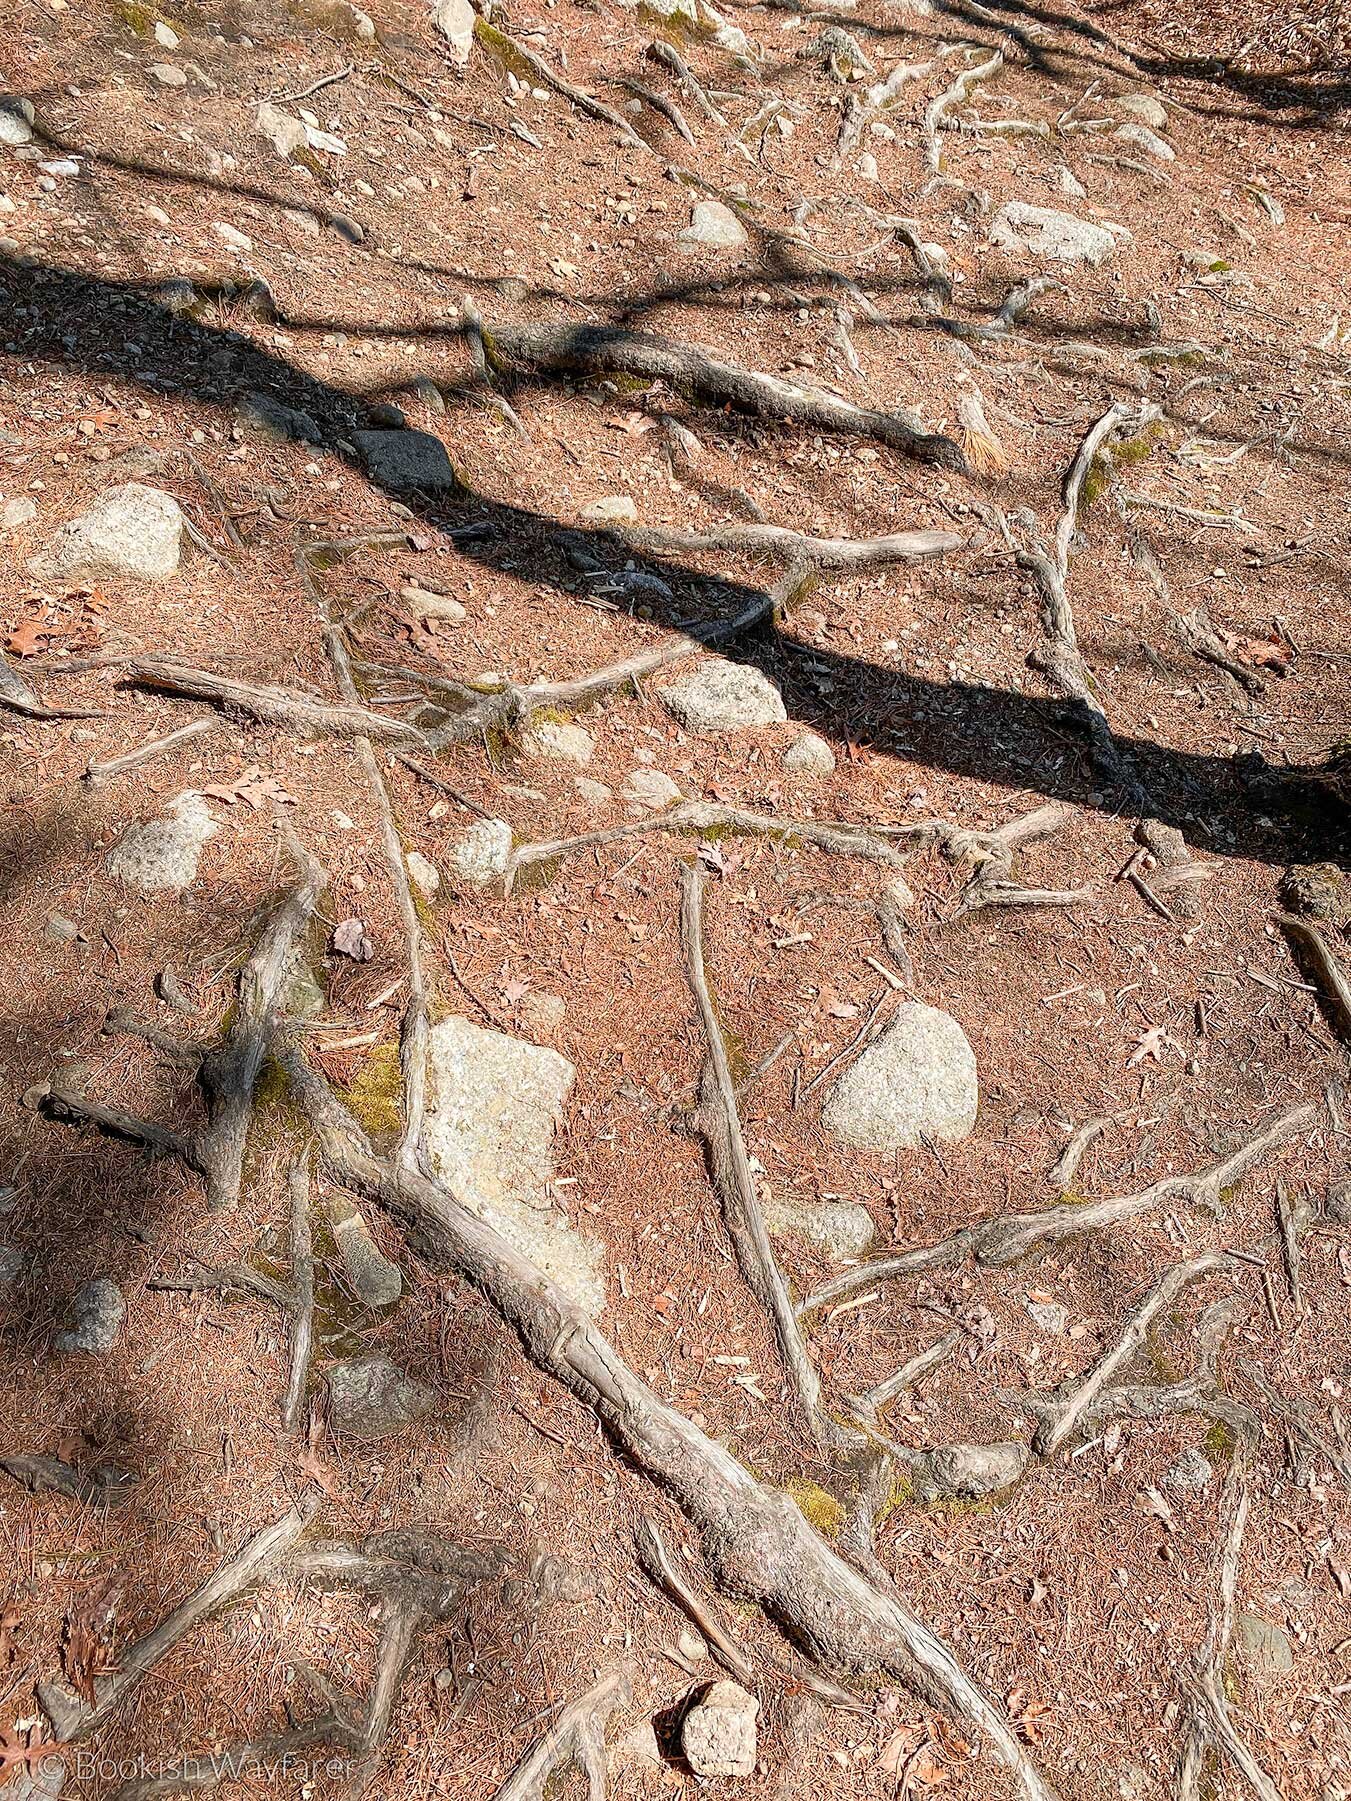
[[278, 1038, 1058, 1801], [491, 1666, 631, 1801], [479, 320, 967, 470]]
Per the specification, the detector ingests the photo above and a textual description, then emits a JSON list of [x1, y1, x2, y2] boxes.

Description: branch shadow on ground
[[2, 251, 1347, 875]]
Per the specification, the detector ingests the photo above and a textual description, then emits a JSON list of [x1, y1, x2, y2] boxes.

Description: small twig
[[635, 1517, 754, 1687]]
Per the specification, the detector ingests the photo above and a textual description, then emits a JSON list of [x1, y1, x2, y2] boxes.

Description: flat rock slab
[[31, 482, 184, 583], [425, 1018, 605, 1312], [763, 1195, 874, 1261], [823, 1002, 978, 1151], [353, 429, 457, 492], [659, 659, 787, 733], [108, 792, 218, 894], [989, 202, 1121, 265], [55, 1277, 125, 1355], [327, 1354, 436, 1439], [1237, 1611, 1294, 1678]]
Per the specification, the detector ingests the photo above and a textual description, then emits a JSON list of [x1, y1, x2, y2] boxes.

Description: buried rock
[[659, 659, 787, 733], [822, 1002, 978, 1152], [107, 792, 219, 895], [989, 202, 1122, 266], [30, 482, 185, 583], [326, 1354, 436, 1440], [54, 1277, 125, 1355]]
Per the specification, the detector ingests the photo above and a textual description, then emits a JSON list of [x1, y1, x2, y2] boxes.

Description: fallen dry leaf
[[331, 918, 373, 961], [1127, 1022, 1183, 1067], [202, 764, 297, 809]]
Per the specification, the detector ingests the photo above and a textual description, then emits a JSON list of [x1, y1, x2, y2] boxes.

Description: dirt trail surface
[[0, 0, 1349, 1796]]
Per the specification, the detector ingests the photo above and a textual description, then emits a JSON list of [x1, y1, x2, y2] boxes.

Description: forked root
[[491, 1666, 631, 1801]]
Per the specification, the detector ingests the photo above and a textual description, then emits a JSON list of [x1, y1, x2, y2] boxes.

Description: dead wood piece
[[618, 75, 695, 143], [636, 1516, 754, 1688], [85, 716, 219, 783], [1277, 913, 1351, 1041], [1174, 605, 1266, 697], [969, 1103, 1316, 1267], [1028, 1252, 1236, 1456], [124, 658, 426, 745], [278, 1039, 1057, 1800], [148, 1260, 294, 1310], [492, 1665, 632, 1801], [479, 320, 966, 470], [1066, 1297, 1257, 1443], [104, 1007, 204, 1071], [40, 1503, 317, 1741], [857, 1330, 962, 1418], [682, 862, 836, 1446], [40, 1087, 200, 1168], [0, 1452, 133, 1510], [796, 1232, 977, 1319], [282, 1151, 316, 1434], [951, 876, 1092, 918]]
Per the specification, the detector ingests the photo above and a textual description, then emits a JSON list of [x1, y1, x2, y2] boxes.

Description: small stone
[[763, 1195, 874, 1261], [1165, 1446, 1213, 1493], [353, 429, 457, 494], [108, 792, 218, 894], [31, 482, 184, 583], [522, 719, 594, 765], [2, 496, 36, 529], [257, 101, 308, 159], [153, 20, 179, 46], [45, 913, 79, 942], [682, 1680, 758, 1778], [677, 1627, 707, 1662], [367, 402, 406, 429], [212, 221, 253, 252], [432, 0, 475, 63], [401, 583, 466, 623], [0, 1245, 28, 1288], [518, 991, 566, 1037], [328, 1201, 402, 1306], [681, 200, 749, 251], [1027, 1297, 1069, 1334], [857, 151, 879, 182], [659, 659, 787, 733], [1115, 91, 1168, 129], [1055, 164, 1087, 199], [55, 1277, 125, 1355], [783, 730, 835, 775], [616, 1719, 664, 1770], [822, 1002, 978, 1152], [327, 1354, 436, 1440], [449, 817, 512, 888], [582, 494, 638, 524], [0, 97, 35, 147], [919, 1440, 1028, 1500], [406, 850, 440, 899], [151, 63, 187, 87], [156, 277, 197, 316], [1113, 121, 1174, 161], [1237, 1612, 1294, 1679], [575, 775, 613, 807], [989, 201, 1119, 265], [623, 767, 680, 813]]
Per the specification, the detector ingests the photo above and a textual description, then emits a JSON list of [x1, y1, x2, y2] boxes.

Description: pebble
[[151, 64, 188, 87], [682, 1681, 758, 1778], [450, 816, 513, 887], [622, 767, 680, 813], [406, 850, 440, 899]]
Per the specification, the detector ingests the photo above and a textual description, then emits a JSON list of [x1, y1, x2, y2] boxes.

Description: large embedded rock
[[449, 817, 512, 888], [327, 1354, 436, 1440], [822, 1002, 977, 1151], [989, 202, 1120, 265], [659, 660, 787, 733], [31, 483, 184, 583], [682, 1680, 758, 1777], [353, 429, 457, 493], [425, 1018, 604, 1312], [763, 1195, 875, 1261], [54, 1278, 125, 1355], [108, 793, 218, 894]]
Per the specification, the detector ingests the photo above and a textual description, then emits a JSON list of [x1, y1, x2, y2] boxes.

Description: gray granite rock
[[763, 1195, 875, 1261], [522, 719, 594, 765], [783, 730, 836, 775], [990, 202, 1120, 265], [1237, 1612, 1294, 1679], [0, 97, 34, 146], [327, 1354, 435, 1440], [623, 767, 680, 813], [822, 1002, 977, 1151], [1115, 92, 1168, 130], [31, 483, 184, 583], [55, 1277, 125, 1354], [682, 1679, 758, 1777], [659, 659, 787, 733], [2, 496, 36, 529], [450, 817, 512, 888], [425, 1018, 604, 1311], [406, 850, 440, 899], [1165, 1446, 1214, 1493], [108, 793, 218, 894], [353, 429, 457, 493], [681, 200, 749, 251], [1114, 121, 1174, 161], [238, 391, 323, 444]]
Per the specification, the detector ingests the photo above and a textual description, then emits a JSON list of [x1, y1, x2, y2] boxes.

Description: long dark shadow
[[2, 252, 1346, 872]]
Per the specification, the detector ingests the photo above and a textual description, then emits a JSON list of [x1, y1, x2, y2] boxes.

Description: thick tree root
[[479, 320, 966, 470], [277, 1035, 1057, 1800], [618, 522, 963, 569], [491, 1666, 631, 1801], [124, 657, 426, 745]]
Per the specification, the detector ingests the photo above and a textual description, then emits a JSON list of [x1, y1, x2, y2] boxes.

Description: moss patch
[[784, 1478, 847, 1539], [342, 1042, 404, 1141]]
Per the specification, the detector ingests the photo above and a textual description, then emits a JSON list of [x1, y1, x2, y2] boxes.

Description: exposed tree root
[[1277, 912, 1351, 1042], [635, 1516, 755, 1688], [682, 862, 836, 1447], [1047, 1116, 1112, 1191], [1055, 1297, 1258, 1444], [1024, 1252, 1237, 1455], [1176, 1444, 1281, 1801], [282, 1151, 316, 1435], [924, 49, 1004, 175], [852, 1330, 961, 1423], [0, 647, 103, 721], [277, 1036, 1058, 1801], [44, 835, 324, 1209], [124, 657, 426, 745], [40, 1503, 318, 1740], [491, 1666, 631, 1801], [85, 717, 219, 784], [479, 320, 967, 470], [618, 522, 963, 569]]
